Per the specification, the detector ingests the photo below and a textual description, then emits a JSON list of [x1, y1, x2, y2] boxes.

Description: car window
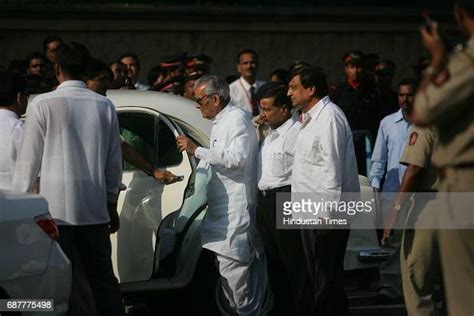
[[156, 118, 183, 168], [118, 112, 156, 171], [168, 117, 210, 148], [118, 112, 183, 170]]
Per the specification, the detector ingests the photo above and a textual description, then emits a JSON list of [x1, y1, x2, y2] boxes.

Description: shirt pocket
[[271, 152, 287, 176], [299, 136, 325, 166]]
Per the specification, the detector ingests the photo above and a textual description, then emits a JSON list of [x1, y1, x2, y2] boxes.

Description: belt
[[259, 185, 291, 197]]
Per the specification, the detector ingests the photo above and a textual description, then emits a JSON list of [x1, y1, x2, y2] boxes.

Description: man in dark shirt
[[330, 50, 379, 175]]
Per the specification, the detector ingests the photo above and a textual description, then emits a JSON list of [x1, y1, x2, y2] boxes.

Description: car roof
[[106, 90, 212, 136]]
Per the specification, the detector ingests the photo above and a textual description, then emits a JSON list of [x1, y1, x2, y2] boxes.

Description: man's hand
[[107, 202, 120, 234], [253, 114, 265, 125], [176, 135, 198, 155], [420, 22, 448, 70], [153, 170, 177, 184], [382, 207, 399, 246]]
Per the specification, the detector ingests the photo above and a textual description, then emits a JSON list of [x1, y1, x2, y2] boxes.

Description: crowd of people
[[1, 1, 473, 316]]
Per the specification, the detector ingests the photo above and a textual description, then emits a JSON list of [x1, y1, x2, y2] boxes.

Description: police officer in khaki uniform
[[383, 125, 440, 316], [413, 1, 474, 314]]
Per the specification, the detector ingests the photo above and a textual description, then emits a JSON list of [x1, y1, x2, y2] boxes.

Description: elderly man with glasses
[[177, 75, 271, 316]]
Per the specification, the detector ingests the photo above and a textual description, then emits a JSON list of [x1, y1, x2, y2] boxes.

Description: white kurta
[[12, 80, 122, 226], [194, 104, 259, 261], [292, 96, 360, 201], [195, 104, 270, 316], [0, 109, 23, 190]]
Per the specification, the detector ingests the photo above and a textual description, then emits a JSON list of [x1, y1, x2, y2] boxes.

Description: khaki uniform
[[414, 38, 474, 316], [399, 125, 440, 316]]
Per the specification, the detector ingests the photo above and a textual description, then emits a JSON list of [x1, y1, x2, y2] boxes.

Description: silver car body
[[0, 190, 71, 315]]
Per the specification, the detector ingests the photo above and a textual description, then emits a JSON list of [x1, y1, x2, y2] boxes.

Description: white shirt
[[134, 81, 149, 91], [12, 80, 122, 226], [195, 104, 259, 261], [0, 109, 23, 190], [258, 117, 301, 190], [229, 77, 265, 115], [292, 96, 360, 197]]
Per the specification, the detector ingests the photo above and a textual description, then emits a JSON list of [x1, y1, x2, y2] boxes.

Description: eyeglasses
[[194, 93, 216, 106]]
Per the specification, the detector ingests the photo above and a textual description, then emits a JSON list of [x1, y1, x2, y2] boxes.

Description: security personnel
[[330, 50, 378, 175], [413, 1, 474, 314], [382, 125, 440, 315]]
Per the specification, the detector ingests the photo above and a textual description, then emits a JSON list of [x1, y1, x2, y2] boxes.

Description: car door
[[110, 107, 194, 284]]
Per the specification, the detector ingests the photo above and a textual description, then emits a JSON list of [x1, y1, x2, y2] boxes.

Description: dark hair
[[7, 59, 26, 75], [256, 82, 292, 112], [55, 42, 91, 79], [236, 49, 258, 64], [0, 71, 27, 106], [270, 68, 289, 84], [42, 35, 63, 53], [147, 65, 163, 86], [25, 52, 47, 66], [398, 78, 418, 90], [118, 52, 140, 68], [288, 61, 311, 74], [85, 58, 113, 81], [456, 0, 474, 16], [290, 66, 329, 98]]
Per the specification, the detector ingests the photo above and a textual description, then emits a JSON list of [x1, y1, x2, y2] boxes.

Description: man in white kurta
[[288, 66, 360, 316], [12, 42, 124, 316], [177, 75, 270, 316], [0, 71, 27, 190]]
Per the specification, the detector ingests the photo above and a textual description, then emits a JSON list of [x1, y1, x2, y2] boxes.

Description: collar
[[271, 116, 297, 138], [212, 104, 232, 125], [0, 108, 19, 119], [56, 80, 87, 90], [393, 109, 405, 123], [239, 77, 258, 91], [303, 96, 330, 124]]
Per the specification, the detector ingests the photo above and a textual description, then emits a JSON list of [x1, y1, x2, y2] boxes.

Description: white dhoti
[[216, 251, 271, 316]]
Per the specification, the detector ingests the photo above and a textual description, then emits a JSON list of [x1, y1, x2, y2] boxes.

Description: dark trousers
[[301, 229, 350, 316], [58, 224, 124, 316], [256, 188, 314, 316]]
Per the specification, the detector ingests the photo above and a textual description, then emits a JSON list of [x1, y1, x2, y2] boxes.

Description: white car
[[107, 90, 382, 312], [0, 190, 71, 315]]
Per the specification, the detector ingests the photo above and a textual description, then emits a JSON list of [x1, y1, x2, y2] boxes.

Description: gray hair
[[194, 75, 231, 106]]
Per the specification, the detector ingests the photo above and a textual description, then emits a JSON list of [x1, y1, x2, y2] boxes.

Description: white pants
[[216, 252, 271, 316]]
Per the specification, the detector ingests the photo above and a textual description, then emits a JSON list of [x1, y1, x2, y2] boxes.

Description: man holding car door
[[177, 74, 271, 316]]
